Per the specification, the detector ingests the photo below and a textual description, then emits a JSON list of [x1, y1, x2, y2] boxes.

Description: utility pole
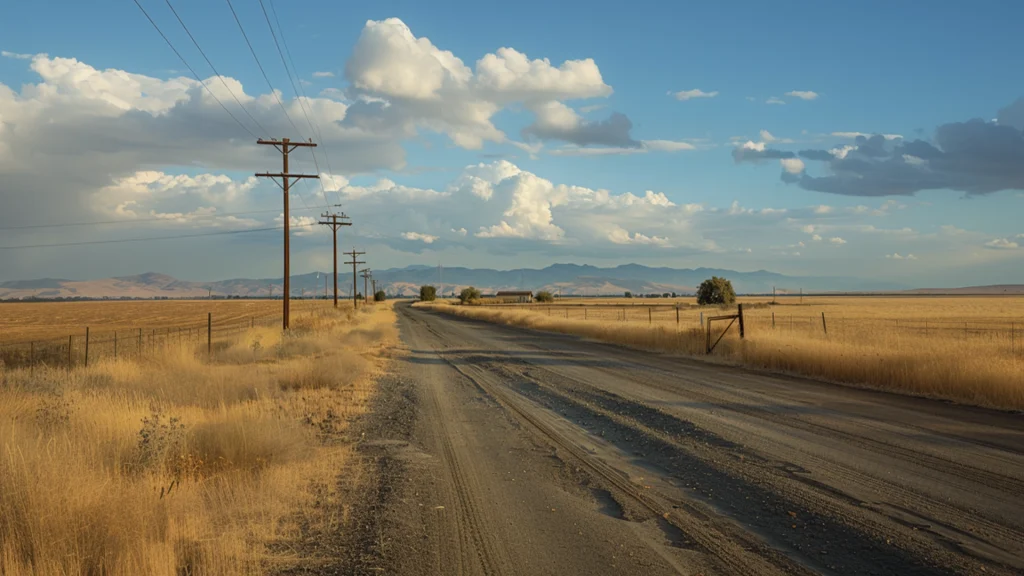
[[360, 268, 371, 305], [318, 211, 351, 308], [372, 278, 378, 300], [256, 137, 319, 330], [344, 249, 365, 309]]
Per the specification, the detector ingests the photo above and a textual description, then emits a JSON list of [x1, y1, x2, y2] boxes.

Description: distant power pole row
[[318, 210, 351, 308], [256, 136, 373, 327], [360, 268, 372, 305], [345, 249, 365, 309]]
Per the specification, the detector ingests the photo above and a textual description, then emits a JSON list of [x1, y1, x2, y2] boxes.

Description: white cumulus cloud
[[401, 231, 439, 243], [670, 89, 718, 101], [785, 90, 819, 100], [985, 238, 1019, 250]]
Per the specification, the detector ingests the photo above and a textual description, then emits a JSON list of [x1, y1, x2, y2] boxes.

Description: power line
[[130, 0, 257, 139], [0, 224, 316, 251], [224, 0, 303, 138], [267, 0, 343, 206], [258, 0, 331, 209], [0, 207, 319, 232], [163, 0, 268, 137]]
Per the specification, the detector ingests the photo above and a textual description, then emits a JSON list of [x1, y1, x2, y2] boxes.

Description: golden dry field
[[422, 295, 1024, 410], [0, 299, 343, 344], [0, 301, 397, 574]]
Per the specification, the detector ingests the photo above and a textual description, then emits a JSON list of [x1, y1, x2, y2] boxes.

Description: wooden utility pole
[[372, 278, 378, 300], [256, 137, 319, 330], [318, 211, 351, 307], [360, 268, 371, 305], [344, 249, 365, 309]]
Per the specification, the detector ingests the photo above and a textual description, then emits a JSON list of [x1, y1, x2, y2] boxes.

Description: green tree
[[535, 290, 554, 303], [624, 291, 633, 298], [419, 285, 437, 301], [459, 286, 481, 304], [696, 276, 737, 306], [374, 290, 386, 302]]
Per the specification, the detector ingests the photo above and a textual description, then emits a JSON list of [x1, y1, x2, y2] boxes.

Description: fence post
[[700, 312, 704, 326], [648, 308, 652, 325], [676, 307, 679, 326], [67, 335, 73, 372], [138, 328, 143, 358], [84, 327, 90, 368], [207, 313, 212, 358], [30, 341, 34, 374], [738, 304, 745, 338], [114, 331, 118, 360], [772, 312, 775, 329], [821, 312, 827, 335]]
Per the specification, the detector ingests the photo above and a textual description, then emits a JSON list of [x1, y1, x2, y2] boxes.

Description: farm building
[[495, 290, 533, 303]]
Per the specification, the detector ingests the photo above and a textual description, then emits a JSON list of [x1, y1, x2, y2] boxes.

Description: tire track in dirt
[[415, 320, 811, 576], [514, 348, 1024, 562], [502, 360, 1020, 575], [425, 375, 518, 575]]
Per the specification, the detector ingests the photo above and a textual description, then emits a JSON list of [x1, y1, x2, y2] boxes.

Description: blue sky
[[0, 0, 1022, 287]]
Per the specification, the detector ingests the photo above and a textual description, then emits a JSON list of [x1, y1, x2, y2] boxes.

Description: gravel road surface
[[346, 303, 1024, 575]]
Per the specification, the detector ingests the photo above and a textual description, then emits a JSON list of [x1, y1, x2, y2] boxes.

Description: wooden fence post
[[700, 312, 704, 326], [648, 308, 652, 325], [821, 312, 827, 335], [207, 313, 212, 358], [67, 335, 73, 372], [738, 304, 745, 338], [676, 307, 679, 326], [84, 327, 90, 368]]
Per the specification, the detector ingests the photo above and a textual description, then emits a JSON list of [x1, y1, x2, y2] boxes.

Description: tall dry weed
[[0, 302, 397, 575]]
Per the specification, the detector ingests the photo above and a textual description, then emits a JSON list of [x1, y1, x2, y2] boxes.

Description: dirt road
[[352, 303, 1024, 575]]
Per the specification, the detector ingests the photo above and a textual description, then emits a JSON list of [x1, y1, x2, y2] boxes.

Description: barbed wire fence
[[470, 302, 1023, 356], [0, 311, 288, 370]]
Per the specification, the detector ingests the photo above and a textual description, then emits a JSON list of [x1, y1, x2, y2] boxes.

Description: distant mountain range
[[0, 264, 922, 300], [1, 265, 1019, 300]]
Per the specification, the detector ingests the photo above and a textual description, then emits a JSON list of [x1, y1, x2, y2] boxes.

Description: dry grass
[[0, 301, 397, 575], [420, 296, 1024, 411]]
